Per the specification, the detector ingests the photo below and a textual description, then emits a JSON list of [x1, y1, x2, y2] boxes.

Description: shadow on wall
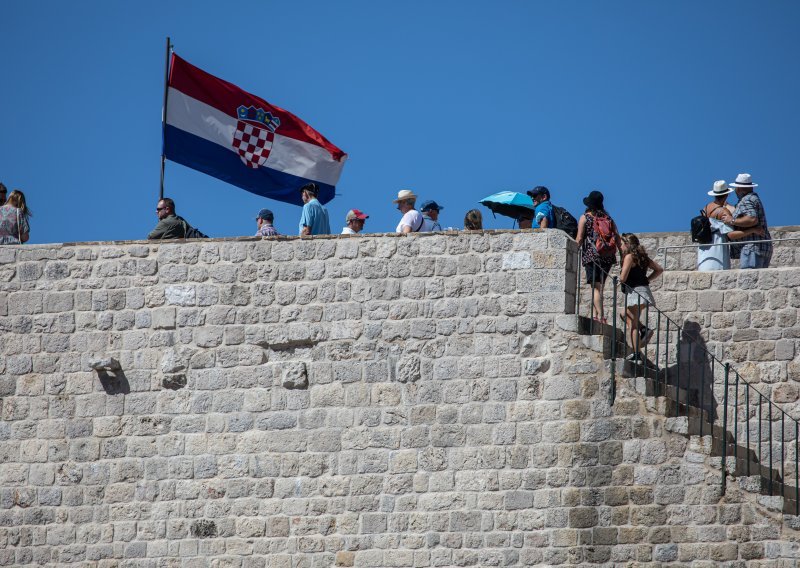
[[98, 370, 130, 395], [664, 321, 718, 422]]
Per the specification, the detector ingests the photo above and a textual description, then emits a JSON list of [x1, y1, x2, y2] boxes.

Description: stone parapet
[[641, 225, 800, 271], [0, 230, 797, 566]]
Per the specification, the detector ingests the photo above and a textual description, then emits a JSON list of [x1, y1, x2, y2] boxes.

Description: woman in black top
[[619, 233, 663, 359]]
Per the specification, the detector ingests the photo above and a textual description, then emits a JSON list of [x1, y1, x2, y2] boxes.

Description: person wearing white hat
[[727, 173, 772, 269], [393, 190, 424, 234], [697, 181, 735, 271]]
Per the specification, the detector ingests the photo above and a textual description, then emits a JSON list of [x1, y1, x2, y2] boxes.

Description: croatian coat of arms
[[232, 105, 281, 169]]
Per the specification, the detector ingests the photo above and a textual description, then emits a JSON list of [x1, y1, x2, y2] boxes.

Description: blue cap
[[256, 208, 274, 221], [420, 200, 444, 212]]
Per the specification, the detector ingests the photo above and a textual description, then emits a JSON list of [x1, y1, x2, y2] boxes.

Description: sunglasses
[[156, 207, 168, 212]]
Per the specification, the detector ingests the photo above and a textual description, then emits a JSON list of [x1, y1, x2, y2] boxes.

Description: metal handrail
[[657, 237, 800, 268], [577, 257, 800, 510]]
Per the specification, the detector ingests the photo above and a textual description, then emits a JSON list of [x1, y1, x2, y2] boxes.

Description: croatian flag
[[164, 54, 347, 205]]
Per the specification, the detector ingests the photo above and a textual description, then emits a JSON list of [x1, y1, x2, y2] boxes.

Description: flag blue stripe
[[164, 125, 335, 206]]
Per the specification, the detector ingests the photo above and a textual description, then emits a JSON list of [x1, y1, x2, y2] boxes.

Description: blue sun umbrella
[[479, 191, 536, 221]]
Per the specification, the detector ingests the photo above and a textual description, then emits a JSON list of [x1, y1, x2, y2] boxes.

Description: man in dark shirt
[[148, 198, 192, 239]]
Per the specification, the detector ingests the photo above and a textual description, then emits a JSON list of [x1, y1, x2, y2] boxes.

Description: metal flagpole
[[159, 36, 173, 200]]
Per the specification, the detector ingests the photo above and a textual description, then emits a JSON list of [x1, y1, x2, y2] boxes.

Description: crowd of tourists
[[0, 173, 773, 360]]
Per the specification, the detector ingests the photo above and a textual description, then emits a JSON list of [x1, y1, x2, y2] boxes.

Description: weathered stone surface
[[282, 361, 308, 389], [0, 232, 796, 566], [87, 357, 120, 371]]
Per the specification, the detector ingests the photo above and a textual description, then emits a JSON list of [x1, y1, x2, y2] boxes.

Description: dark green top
[[148, 214, 188, 240]]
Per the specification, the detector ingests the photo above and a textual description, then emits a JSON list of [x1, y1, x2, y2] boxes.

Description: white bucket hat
[[392, 189, 418, 203], [708, 180, 734, 197], [729, 173, 758, 188]]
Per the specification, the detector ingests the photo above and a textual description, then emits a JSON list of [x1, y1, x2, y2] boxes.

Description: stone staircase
[[564, 314, 800, 517]]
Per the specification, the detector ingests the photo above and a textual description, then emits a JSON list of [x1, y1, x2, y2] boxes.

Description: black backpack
[[690, 210, 712, 244], [551, 205, 578, 239], [183, 222, 209, 239]]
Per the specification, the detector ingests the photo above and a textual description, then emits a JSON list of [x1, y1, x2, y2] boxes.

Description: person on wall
[[575, 190, 620, 324], [619, 233, 663, 360], [0, 189, 31, 244]]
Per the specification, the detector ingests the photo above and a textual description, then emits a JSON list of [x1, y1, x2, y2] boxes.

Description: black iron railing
[[575, 258, 799, 510]]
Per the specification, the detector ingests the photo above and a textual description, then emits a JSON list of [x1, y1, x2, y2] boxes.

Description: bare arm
[[646, 257, 663, 282], [619, 254, 633, 283], [401, 225, 413, 234], [728, 226, 763, 241], [539, 217, 549, 229], [300, 226, 311, 236], [731, 215, 758, 229], [576, 215, 587, 246]]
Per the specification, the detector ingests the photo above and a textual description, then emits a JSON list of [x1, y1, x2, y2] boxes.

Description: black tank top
[[623, 262, 649, 291]]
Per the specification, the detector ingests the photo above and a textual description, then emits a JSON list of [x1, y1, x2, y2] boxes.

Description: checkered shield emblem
[[232, 120, 275, 169]]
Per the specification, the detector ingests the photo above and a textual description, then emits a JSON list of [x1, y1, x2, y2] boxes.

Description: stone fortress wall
[[0, 230, 798, 566], [592, 227, 800, 420]]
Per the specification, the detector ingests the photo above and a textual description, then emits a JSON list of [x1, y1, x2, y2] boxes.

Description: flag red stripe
[[168, 54, 346, 162]]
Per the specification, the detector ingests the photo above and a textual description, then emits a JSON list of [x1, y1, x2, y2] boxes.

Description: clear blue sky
[[2, 1, 798, 244]]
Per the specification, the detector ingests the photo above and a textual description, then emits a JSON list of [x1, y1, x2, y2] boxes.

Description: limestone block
[[87, 357, 120, 372], [773, 383, 799, 403], [279, 361, 308, 390], [152, 307, 176, 329], [165, 285, 196, 306], [395, 356, 421, 383]]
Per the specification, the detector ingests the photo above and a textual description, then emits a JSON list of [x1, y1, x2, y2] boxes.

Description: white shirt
[[341, 227, 357, 234], [395, 210, 424, 233]]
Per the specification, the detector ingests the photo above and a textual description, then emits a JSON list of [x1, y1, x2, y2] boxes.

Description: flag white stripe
[[166, 88, 345, 186]]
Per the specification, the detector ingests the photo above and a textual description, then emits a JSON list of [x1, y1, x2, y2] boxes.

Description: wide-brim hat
[[393, 189, 418, 203], [582, 190, 604, 209], [729, 173, 758, 188], [708, 180, 733, 197]]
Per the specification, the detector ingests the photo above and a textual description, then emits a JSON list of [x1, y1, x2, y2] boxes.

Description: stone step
[[577, 313, 800, 515]]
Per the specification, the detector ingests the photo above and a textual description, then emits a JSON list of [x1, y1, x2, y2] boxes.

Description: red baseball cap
[[346, 209, 369, 221]]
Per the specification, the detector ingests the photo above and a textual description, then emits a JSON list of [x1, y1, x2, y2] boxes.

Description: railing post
[[675, 333, 682, 417], [644, 302, 650, 371], [655, 311, 661, 396], [781, 413, 785, 499], [758, 394, 762, 472], [665, 319, 670, 398], [590, 263, 596, 335], [699, 354, 706, 437], [745, 385, 750, 477], [610, 276, 618, 406], [721, 363, 730, 495], [622, 297, 628, 361], [734, 372, 739, 467], [769, 404, 773, 495]]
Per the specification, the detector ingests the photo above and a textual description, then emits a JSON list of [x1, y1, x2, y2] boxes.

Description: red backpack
[[593, 214, 618, 257]]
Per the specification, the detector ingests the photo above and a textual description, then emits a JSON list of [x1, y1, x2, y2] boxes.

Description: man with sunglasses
[[148, 197, 195, 239]]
